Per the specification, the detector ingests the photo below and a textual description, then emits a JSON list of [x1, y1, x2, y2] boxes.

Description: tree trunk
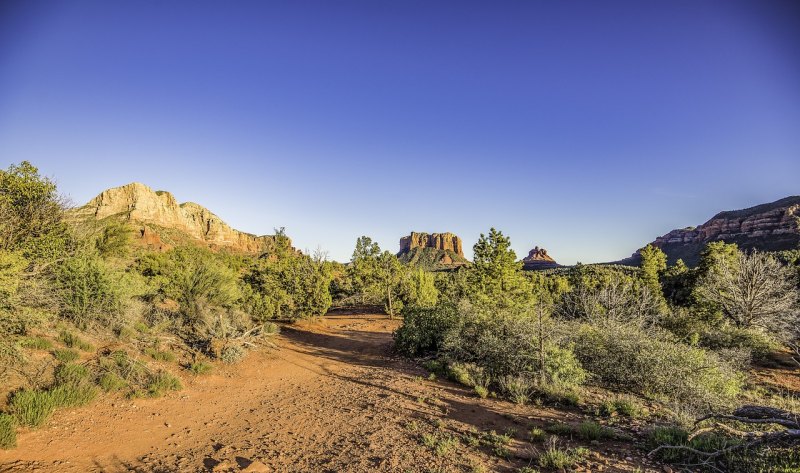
[[387, 285, 394, 319], [538, 305, 545, 386]]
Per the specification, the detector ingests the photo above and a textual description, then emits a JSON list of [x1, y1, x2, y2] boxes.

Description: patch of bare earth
[[0, 314, 660, 472]]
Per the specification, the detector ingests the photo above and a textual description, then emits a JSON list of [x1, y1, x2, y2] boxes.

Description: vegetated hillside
[[70, 182, 286, 254], [397, 232, 469, 270], [622, 195, 800, 266]]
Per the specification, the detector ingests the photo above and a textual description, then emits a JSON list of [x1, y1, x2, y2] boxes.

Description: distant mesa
[[522, 246, 560, 270], [397, 232, 468, 270], [71, 182, 287, 254], [399, 232, 464, 257], [622, 195, 800, 266]]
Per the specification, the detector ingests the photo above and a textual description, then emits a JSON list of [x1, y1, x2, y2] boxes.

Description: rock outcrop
[[626, 196, 800, 266], [73, 182, 285, 253], [397, 232, 468, 270], [522, 246, 559, 270], [399, 232, 464, 257]]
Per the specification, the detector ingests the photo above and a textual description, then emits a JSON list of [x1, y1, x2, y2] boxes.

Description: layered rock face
[[522, 246, 559, 270], [630, 196, 800, 266], [74, 182, 283, 253], [397, 232, 468, 270], [399, 232, 464, 257]]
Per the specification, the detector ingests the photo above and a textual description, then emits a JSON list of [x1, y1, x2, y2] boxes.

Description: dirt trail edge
[[0, 314, 650, 473]]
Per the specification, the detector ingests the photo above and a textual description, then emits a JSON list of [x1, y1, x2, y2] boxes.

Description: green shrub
[[187, 361, 213, 375], [700, 326, 777, 362], [601, 395, 645, 418], [534, 383, 582, 406], [53, 363, 90, 386], [529, 427, 547, 442], [98, 372, 127, 392], [145, 348, 176, 363], [648, 425, 738, 463], [498, 375, 532, 405], [18, 336, 52, 350], [474, 385, 489, 399], [49, 384, 97, 408], [145, 371, 182, 397], [220, 344, 245, 364], [538, 438, 589, 469], [447, 362, 474, 386], [0, 414, 16, 449], [544, 422, 574, 436], [576, 420, 612, 441], [56, 254, 123, 328], [58, 331, 93, 351], [571, 322, 743, 410], [9, 389, 55, 428], [52, 348, 79, 363], [394, 303, 459, 357]]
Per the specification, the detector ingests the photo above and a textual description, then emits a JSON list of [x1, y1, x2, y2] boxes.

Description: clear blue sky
[[1, 1, 798, 263]]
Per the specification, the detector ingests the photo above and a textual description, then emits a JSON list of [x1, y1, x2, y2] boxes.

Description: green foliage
[[98, 372, 127, 392], [468, 228, 530, 306], [18, 336, 52, 350], [94, 220, 133, 258], [220, 344, 246, 364], [576, 420, 613, 440], [571, 322, 743, 410], [0, 250, 27, 310], [53, 363, 90, 386], [145, 371, 182, 397], [394, 303, 459, 356], [52, 348, 80, 363], [601, 395, 645, 418], [648, 426, 737, 463], [48, 383, 97, 408], [0, 414, 16, 449], [145, 348, 176, 363], [155, 246, 241, 318], [0, 161, 71, 262], [528, 427, 547, 442], [242, 248, 332, 320], [441, 303, 586, 388], [9, 389, 55, 428], [538, 438, 589, 469], [401, 268, 439, 309], [187, 361, 213, 375], [419, 431, 459, 456], [639, 244, 667, 289], [56, 254, 124, 328], [58, 330, 93, 351]]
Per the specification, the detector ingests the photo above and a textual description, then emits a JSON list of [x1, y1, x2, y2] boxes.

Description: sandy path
[[0, 314, 646, 472]]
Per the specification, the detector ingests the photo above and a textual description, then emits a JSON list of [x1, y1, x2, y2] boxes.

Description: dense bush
[[394, 303, 459, 357], [0, 161, 71, 262], [56, 254, 124, 328], [441, 303, 585, 387], [570, 322, 742, 410]]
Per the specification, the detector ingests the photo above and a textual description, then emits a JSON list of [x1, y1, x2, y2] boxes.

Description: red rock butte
[[398, 232, 464, 257]]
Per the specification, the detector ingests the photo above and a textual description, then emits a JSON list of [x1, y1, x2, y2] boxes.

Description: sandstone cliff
[[73, 182, 285, 253], [522, 246, 559, 270], [626, 196, 800, 266], [399, 232, 464, 257], [397, 232, 468, 270]]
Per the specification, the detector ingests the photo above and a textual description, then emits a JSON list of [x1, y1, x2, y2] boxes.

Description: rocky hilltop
[[522, 246, 559, 270], [399, 232, 464, 257], [397, 232, 468, 270], [627, 196, 800, 266], [72, 182, 284, 253]]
